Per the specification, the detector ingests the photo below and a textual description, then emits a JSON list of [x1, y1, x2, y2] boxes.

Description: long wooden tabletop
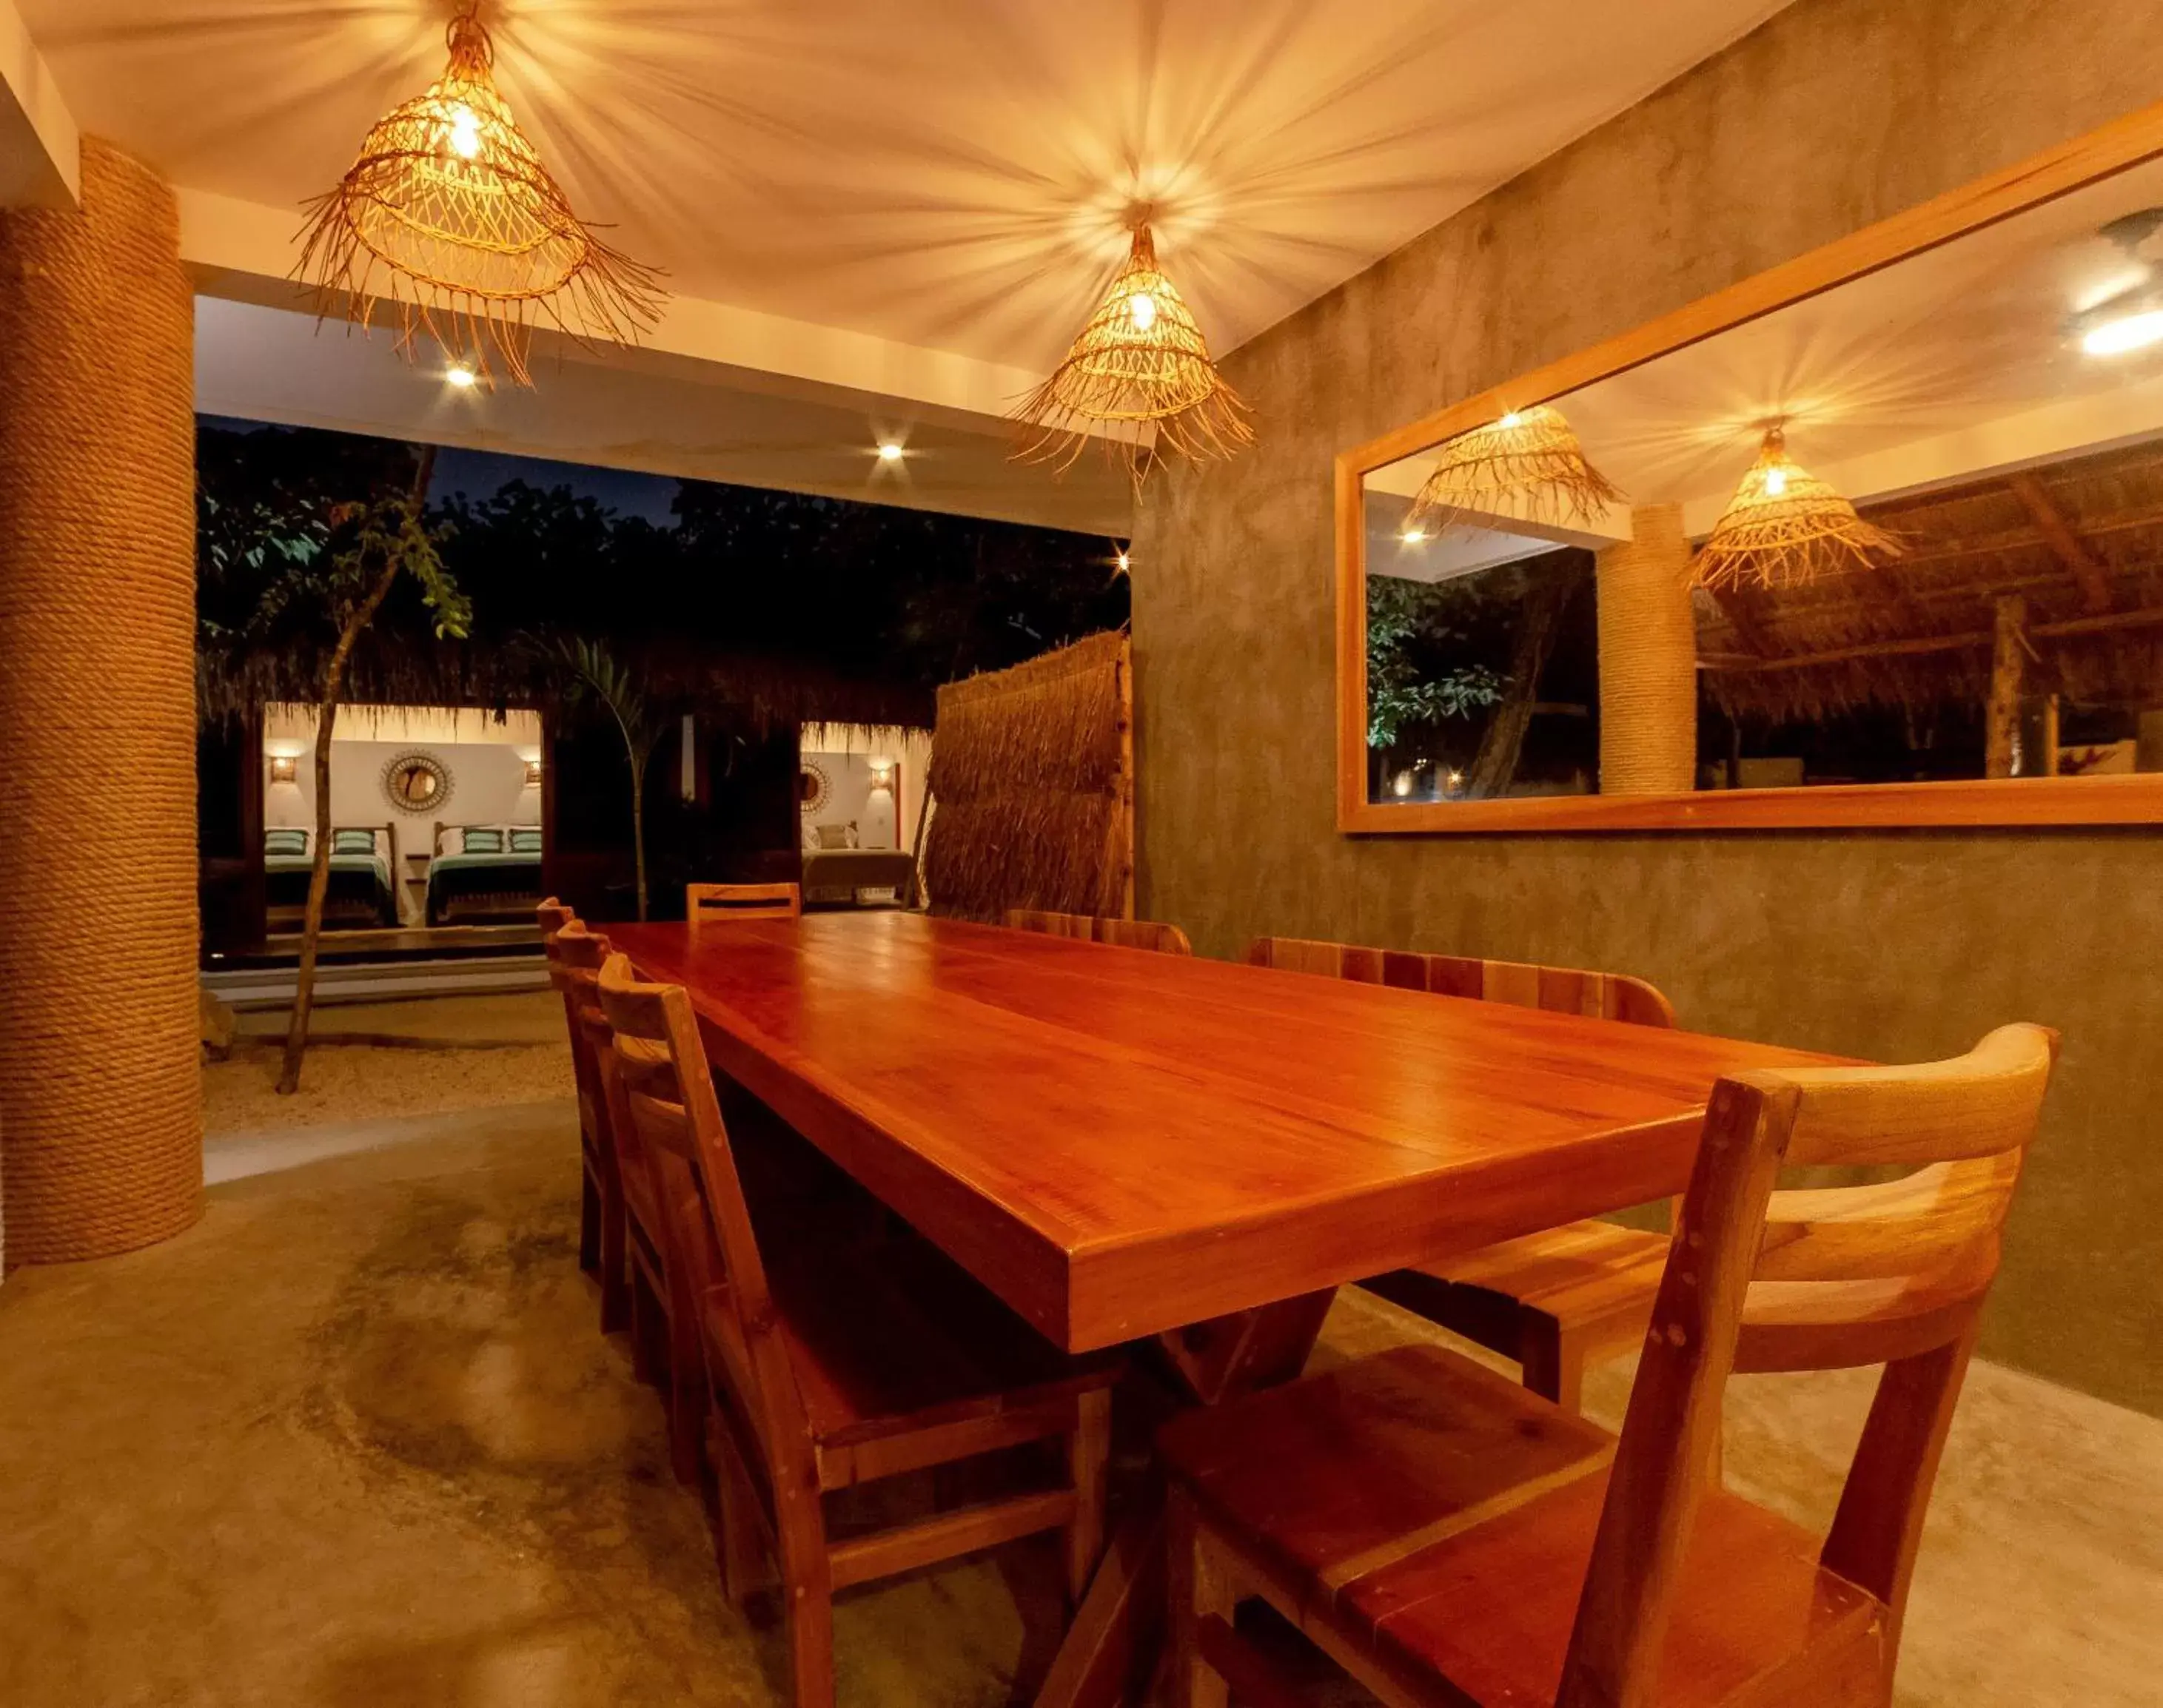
[[609, 915, 1842, 1354]]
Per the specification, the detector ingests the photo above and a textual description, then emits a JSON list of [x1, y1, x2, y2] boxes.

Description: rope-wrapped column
[[0, 140, 201, 1265], [1597, 504, 1700, 795]]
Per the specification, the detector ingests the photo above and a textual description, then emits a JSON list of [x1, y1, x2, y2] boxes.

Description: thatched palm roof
[[1697, 438, 2163, 724], [198, 631, 933, 736]]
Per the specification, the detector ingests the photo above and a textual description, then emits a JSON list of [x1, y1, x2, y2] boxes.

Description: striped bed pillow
[[461, 827, 505, 855], [265, 827, 307, 856]]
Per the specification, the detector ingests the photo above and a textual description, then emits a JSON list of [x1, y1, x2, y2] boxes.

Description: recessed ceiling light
[[877, 441, 905, 462], [445, 363, 478, 389], [2082, 309, 2163, 357], [1116, 551, 1130, 573], [1401, 527, 1427, 545]]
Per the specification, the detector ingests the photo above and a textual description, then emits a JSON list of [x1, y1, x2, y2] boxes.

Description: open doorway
[[261, 704, 546, 949], [798, 722, 933, 907]]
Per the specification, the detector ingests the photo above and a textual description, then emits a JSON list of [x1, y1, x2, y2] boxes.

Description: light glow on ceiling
[[444, 363, 478, 389], [2082, 309, 2163, 357]]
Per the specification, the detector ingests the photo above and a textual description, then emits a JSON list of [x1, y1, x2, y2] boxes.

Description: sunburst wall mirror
[[383, 751, 455, 814]]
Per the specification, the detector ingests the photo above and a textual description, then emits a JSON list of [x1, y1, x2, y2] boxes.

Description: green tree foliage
[[431, 474, 1127, 690], [1366, 574, 1505, 749]]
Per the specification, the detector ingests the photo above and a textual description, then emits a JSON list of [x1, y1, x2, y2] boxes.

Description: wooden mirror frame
[[1336, 101, 2163, 834]]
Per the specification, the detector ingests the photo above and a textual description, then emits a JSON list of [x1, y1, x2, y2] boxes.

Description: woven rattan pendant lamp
[[1016, 222, 1251, 482], [1691, 423, 1902, 589], [1407, 403, 1623, 535], [297, 4, 664, 386]]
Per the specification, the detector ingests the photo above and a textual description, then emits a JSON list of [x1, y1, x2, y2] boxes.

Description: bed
[[426, 821, 546, 924], [802, 847, 917, 908], [264, 824, 398, 929]]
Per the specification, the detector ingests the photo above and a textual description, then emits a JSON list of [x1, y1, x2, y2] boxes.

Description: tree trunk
[[1467, 569, 1583, 799], [277, 446, 437, 1095]]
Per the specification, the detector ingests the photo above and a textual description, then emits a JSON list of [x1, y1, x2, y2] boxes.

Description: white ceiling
[[8, 0, 1801, 528], [1371, 152, 2163, 573]]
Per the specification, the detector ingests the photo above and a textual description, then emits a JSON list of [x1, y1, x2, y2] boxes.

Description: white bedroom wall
[[799, 724, 933, 853]]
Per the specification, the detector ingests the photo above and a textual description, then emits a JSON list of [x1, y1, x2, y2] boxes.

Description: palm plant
[[551, 638, 665, 921]]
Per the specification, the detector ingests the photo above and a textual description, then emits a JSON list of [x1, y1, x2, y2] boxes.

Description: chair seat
[[1422, 1218, 1671, 1321], [1161, 1345, 1887, 1708], [708, 1233, 1121, 1458]]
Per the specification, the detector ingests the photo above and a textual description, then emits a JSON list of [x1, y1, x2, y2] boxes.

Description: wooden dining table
[[609, 912, 1843, 1705]]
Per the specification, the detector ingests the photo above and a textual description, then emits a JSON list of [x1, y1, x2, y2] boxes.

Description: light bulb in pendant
[[1764, 467, 1789, 497], [448, 105, 482, 160], [1127, 291, 1157, 332]]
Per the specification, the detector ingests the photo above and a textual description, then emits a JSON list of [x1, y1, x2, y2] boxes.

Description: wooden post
[[2038, 694, 2060, 777], [1985, 596, 2026, 779]]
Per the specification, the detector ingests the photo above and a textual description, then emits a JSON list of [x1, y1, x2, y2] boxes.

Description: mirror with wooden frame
[[1338, 104, 2163, 831]]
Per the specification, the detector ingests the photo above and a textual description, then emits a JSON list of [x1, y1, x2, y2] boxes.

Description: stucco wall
[[1132, 0, 2163, 1414]]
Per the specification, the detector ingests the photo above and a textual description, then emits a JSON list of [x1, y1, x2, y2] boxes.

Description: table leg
[[1033, 1291, 1338, 1708]]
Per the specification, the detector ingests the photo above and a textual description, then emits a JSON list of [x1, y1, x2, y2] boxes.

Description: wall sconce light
[[868, 759, 895, 791], [523, 759, 543, 786], [268, 755, 298, 785]]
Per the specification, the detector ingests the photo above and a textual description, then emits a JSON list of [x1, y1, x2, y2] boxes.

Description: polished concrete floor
[[1, 1005, 2159, 1705]]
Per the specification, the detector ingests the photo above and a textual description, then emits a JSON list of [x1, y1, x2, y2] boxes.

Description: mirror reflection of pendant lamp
[[1692, 424, 1902, 590], [1406, 404, 1624, 536]]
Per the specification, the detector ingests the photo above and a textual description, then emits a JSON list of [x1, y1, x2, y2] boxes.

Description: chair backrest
[[688, 881, 802, 924], [1557, 1023, 2058, 1708], [1006, 908, 1193, 956], [1247, 935, 1674, 1028], [537, 896, 574, 941], [550, 921, 614, 1160], [594, 951, 815, 1513]]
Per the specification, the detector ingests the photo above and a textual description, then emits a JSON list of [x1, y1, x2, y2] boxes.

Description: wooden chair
[[554, 922, 711, 1482], [1161, 1023, 2058, 1708], [594, 950, 1123, 1708], [540, 901, 629, 1331], [1247, 935, 1674, 1025], [1007, 908, 1193, 956], [688, 881, 802, 923], [1250, 935, 1677, 1410]]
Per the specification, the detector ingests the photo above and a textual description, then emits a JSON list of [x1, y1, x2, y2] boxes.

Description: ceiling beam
[[0, 0, 76, 208], [2005, 471, 2115, 614], [178, 188, 1062, 433], [1891, 500, 2163, 570], [1700, 602, 2163, 675]]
